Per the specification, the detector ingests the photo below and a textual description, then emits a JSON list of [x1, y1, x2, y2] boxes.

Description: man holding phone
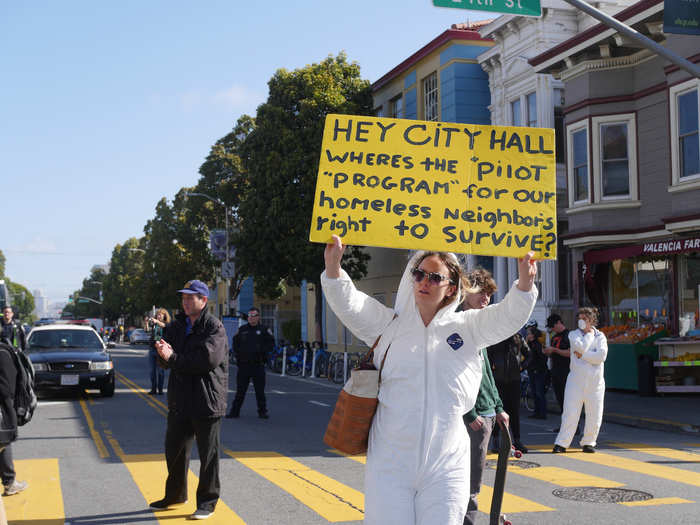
[[150, 280, 228, 521]]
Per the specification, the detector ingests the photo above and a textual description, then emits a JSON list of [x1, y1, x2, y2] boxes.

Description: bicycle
[[520, 371, 535, 412], [327, 352, 346, 384], [312, 345, 330, 378]]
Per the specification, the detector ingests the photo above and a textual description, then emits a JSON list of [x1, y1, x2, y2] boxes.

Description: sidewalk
[[548, 389, 700, 436]]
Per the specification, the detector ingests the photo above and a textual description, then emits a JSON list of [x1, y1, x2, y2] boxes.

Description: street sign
[[78, 299, 90, 303], [221, 261, 236, 279], [433, 0, 542, 17], [663, 0, 700, 35]]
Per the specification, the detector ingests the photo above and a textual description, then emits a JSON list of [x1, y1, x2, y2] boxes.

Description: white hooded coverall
[[555, 328, 608, 449], [321, 251, 537, 525]]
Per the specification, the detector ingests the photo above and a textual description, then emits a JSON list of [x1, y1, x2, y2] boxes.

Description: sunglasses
[[412, 268, 453, 285], [248, 313, 259, 317]]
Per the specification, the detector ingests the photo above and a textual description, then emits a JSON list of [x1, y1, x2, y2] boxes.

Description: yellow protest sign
[[309, 114, 557, 259]]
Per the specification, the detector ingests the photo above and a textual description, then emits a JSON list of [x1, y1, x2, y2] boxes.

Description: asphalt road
[[5, 343, 700, 524]]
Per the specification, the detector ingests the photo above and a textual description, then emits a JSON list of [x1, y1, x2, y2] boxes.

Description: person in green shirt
[[462, 269, 510, 525]]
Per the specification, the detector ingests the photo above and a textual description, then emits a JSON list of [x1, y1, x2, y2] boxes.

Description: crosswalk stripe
[[608, 443, 700, 463], [106, 433, 246, 524], [507, 464, 625, 488], [78, 398, 109, 458], [620, 497, 694, 507], [225, 450, 364, 522], [529, 445, 700, 487], [477, 484, 554, 514], [328, 448, 367, 464], [5, 458, 64, 524]]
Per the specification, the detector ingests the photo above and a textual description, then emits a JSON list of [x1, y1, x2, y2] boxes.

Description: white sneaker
[[4, 480, 28, 496]]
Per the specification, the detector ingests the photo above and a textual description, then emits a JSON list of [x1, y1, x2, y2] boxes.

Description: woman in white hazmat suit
[[322, 236, 538, 524], [553, 307, 608, 454]]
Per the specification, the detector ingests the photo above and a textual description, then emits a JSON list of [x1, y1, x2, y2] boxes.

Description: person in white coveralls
[[321, 235, 537, 525], [553, 307, 608, 454]]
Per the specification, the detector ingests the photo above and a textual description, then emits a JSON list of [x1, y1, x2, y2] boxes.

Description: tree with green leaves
[[236, 52, 373, 341], [142, 191, 214, 312], [191, 115, 255, 304], [102, 238, 150, 324], [6, 281, 35, 323]]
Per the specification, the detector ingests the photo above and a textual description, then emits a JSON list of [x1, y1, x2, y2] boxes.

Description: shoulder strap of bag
[[357, 314, 398, 371]]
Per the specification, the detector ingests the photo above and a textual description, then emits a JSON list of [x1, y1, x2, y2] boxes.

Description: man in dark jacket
[[1, 306, 25, 352], [544, 313, 570, 414], [150, 280, 228, 521], [227, 307, 273, 419], [488, 332, 529, 453], [0, 341, 26, 498]]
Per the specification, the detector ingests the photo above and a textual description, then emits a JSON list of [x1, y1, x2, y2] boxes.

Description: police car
[[26, 323, 115, 397]]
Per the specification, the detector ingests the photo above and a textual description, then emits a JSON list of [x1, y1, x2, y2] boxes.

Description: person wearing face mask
[[553, 307, 608, 454], [322, 236, 538, 525]]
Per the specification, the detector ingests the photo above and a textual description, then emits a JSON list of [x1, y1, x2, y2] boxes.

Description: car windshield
[[28, 330, 103, 350]]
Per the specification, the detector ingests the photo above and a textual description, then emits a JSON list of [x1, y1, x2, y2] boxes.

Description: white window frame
[[511, 98, 522, 126], [423, 72, 439, 121], [526, 92, 537, 127], [669, 79, 700, 191], [591, 113, 638, 202], [567, 120, 591, 207]]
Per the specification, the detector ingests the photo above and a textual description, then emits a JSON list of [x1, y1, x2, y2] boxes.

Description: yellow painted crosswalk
[[4, 458, 64, 524], [11, 369, 699, 524]]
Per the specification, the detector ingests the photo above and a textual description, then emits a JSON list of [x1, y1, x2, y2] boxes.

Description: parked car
[[129, 329, 151, 345], [26, 325, 115, 397]]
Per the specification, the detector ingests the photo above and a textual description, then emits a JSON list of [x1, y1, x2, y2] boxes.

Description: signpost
[[432, 0, 542, 17]]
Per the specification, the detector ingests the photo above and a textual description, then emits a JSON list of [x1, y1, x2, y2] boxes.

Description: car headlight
[[90, 361, 114, 370], [32, 363, 48, 372]]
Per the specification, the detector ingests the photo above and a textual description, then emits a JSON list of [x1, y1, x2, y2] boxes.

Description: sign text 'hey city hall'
[[309, 114, 557, 259]]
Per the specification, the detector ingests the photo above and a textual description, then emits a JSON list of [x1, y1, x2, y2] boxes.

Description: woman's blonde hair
[[156, 307, 171, 324], [577, 307, 599, 326], [413, 252, 476, 308]]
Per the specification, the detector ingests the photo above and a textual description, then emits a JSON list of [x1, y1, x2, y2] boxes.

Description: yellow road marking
[[226, 450, 364, 523], [78, 398, 109, 458], [529, 445, 700, 487], [116, 372, 167, 416], [477, 484, 554, 514], [609, 443, 700, 463], [4, 458, 64, 524], [620, 497, 694, 506], [606, 412, 691, 430], [107, 432, 246, 524], [508, 464, 624, 488], [328, 449, 367, 464]]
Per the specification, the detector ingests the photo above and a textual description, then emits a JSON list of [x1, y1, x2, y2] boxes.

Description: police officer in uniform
[[227, 307, 273, 419], [1, 306, 25, 353]]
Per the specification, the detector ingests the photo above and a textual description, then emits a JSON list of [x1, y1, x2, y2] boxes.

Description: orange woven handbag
[[323, 331, 392, 455]]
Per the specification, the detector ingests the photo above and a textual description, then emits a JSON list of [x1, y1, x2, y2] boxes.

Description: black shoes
[[552, 444, 566, 453], [582, 445, 596, 453], [148, 390, 156, 395], [513, 441, 528, 454], [149, 498, 187, 510], [258, 411, 269, 419]]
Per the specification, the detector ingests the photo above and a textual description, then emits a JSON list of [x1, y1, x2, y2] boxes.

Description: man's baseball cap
[[546, 313, 562, 329], [177, 280, 209, 296]]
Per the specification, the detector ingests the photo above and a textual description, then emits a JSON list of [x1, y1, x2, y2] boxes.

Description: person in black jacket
[[488, 332, 529, 453], [150, 280, 228, 521], [227, 307, 273, 419], [1, 306, 25, 352], [525, 326, 548, 419]]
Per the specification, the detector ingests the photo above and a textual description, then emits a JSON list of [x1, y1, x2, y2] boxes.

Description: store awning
[[584, 235, 700, 266]]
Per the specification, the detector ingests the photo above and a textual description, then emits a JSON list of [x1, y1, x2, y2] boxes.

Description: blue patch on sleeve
[[447, 333, 463, 350]]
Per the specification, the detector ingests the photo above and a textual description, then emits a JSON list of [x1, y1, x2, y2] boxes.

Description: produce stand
[[654, 337, 700, 393], [603, 330, 667, 391]]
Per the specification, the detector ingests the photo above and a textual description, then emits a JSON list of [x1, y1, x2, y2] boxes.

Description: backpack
[[0, 342, 37, 426]]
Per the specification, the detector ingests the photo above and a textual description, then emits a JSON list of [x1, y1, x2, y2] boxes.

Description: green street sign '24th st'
[[433, 0, 542, 17]]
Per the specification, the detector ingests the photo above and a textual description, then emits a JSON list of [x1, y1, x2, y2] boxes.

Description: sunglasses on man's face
[[412, 268, 453, 285]]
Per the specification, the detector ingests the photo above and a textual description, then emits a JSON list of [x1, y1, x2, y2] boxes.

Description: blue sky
[[1, 1, 490, 305]]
